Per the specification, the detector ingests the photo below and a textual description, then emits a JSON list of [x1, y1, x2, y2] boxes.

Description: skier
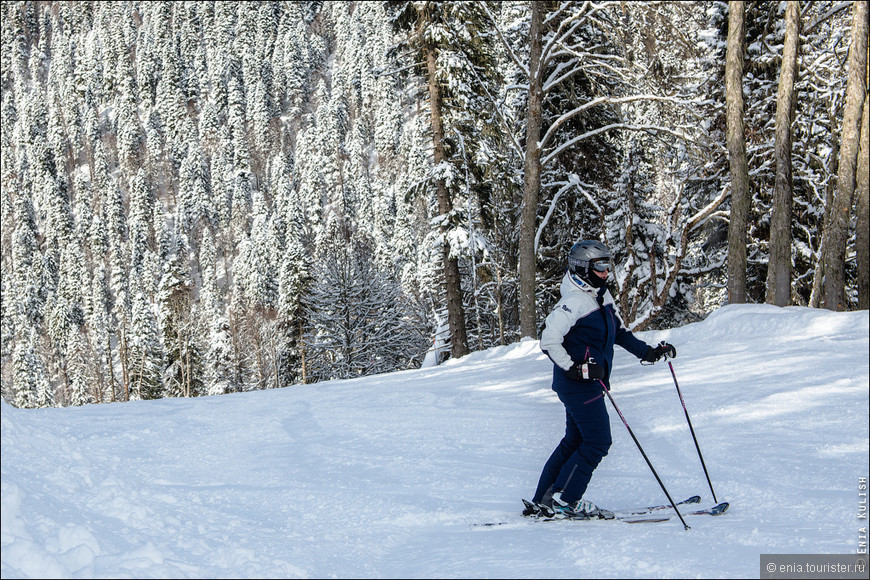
[[526, 240, 676, 519]]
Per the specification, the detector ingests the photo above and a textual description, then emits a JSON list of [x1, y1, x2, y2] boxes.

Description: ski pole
[[668, 360, 718, 504], [599, 380, 690, 530]]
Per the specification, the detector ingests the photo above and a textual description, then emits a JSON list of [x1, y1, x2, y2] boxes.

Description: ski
[[473, 497, 725, 528], [612, 494, 701, 517], [622, 501, 729, 524]]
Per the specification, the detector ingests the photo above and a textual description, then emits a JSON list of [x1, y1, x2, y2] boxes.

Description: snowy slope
[[2, 304, 868, 579]]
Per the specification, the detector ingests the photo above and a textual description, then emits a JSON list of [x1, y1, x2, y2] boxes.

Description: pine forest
[[1, 1, 867, 408]]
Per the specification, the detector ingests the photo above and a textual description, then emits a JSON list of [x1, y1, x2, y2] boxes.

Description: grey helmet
[[567, 240, 612, 288]]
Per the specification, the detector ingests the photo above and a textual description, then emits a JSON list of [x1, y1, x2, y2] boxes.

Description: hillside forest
[[1, 1, 867, 407]]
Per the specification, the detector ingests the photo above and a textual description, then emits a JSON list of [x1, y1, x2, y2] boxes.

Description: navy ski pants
[[532, 389, 612, 505]]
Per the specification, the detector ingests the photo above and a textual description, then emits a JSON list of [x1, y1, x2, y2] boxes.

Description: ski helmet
[[567, 240, 612, 288]]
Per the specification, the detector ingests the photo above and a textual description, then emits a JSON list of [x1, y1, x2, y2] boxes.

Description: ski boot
[[551, 491, 614, 520]]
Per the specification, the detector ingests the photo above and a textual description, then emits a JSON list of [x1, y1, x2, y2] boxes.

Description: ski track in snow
[[2, 304, 868, 578]]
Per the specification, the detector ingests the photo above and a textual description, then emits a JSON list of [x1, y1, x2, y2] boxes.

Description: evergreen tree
[[159, 230, 204, 397], [11, 188, 45, 328], [276, 232, 309, 386], [128, 277, 163, 401], [388, 1, 503, 358], [88, 262, 115, 403], [206, 316, 235, 395], [12, 328, 53, 409], [66, 327, 94, 406], [178, 142, 213, 234]]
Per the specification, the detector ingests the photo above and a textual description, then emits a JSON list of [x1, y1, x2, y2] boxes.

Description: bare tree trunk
[[119, 322, 130, 401], [809, 101, 841, 307], [135, 351, 146, 400], [184, 338, 191, 397], [766, 1, 801, 307], [856, 95, 869, 309], [425, 44, 469, 358], [622, 149, 639, 322], [822, 0, 868, 310], [299, 319, 307, 385], [518, 2, 544, 338], [106, 335, 117, 402], [495, 267, 506, 346], [726, 1, 751, 305]]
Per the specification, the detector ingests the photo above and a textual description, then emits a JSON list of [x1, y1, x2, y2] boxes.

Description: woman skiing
[[525, 240, 676, 519]]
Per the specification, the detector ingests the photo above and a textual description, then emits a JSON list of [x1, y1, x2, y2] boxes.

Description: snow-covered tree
[[12, 328, 53, 409], [305, 232, 425, 382], [159, 230, 204, 398], [128, 279, 163, 401]]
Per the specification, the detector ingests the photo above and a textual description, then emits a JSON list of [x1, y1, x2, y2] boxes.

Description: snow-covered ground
[[2, 304, 868, 579]]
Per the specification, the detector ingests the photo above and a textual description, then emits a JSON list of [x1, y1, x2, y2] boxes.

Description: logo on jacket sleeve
[[561, 305, 572, 313]]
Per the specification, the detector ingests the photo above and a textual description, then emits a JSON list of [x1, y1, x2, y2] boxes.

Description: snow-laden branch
[[542, 1, 576, 28], [540, 2, 620, 70], [374, 61, 426, 77], [805, 2, 852, 35], [540, 94, 705, 149], [541, 122, 695, 166], [541, 12, 585, 71], [534, 176, 599, 255], [678, 257, 728, 277], [542, 51, 630, 91], [477, 1, 529, 79], [540, 51, 634, 93], [541, 58, 581, 94], [686, 185, 730, 234]]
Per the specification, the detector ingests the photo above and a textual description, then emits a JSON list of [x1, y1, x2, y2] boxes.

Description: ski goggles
[[589, 258, 612, 272]]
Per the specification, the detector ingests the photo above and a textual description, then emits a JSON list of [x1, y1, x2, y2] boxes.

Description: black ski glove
[[642, 342, 676, 363], [566, 360, 605, 381]]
